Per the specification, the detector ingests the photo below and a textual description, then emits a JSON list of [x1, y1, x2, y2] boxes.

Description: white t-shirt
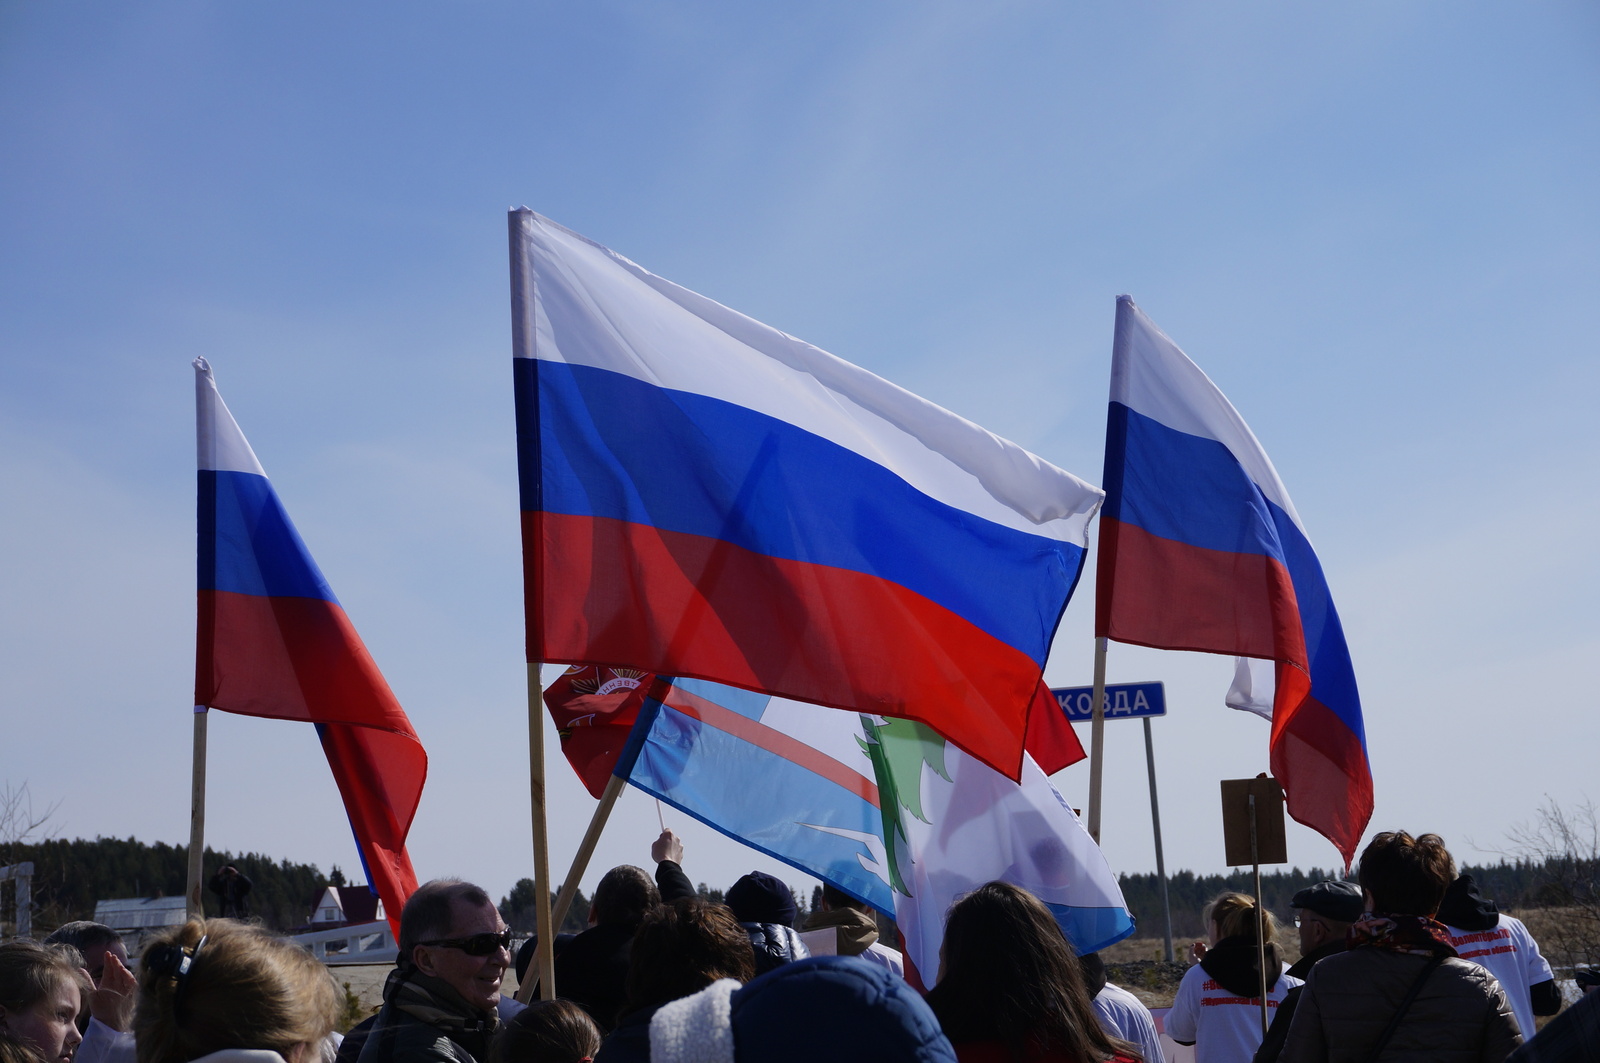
[[1093, 982, 1164, 1063], [1443, 915, 1553, 1038], [857, 940, 906, 977], [1165, 963, 1301, 1063], [75, 1018, 136, 1063]]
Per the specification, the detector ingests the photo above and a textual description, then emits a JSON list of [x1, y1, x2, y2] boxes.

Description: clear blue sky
[[2, 2, 1596, 914]]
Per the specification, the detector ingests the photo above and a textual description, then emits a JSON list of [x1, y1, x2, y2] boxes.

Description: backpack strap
[[1362, 955, 1448, 1063]]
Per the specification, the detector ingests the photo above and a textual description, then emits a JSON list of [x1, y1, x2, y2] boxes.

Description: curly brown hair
[[1358, 831, 1454, 916], [624, 899, 754, 1013]]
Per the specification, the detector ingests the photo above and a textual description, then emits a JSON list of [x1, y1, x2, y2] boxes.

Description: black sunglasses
[[417, 929, 512, 956]]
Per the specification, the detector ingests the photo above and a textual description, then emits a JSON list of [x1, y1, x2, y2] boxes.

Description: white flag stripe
[[1111, 297, 1304, 532], [516, 210, 1103, 542], [193, 358, 267, 476]]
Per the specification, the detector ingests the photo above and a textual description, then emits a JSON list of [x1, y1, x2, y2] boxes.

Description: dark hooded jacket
[[1439, 875, 1501, 933], [1439, 875, 1562, 1020], [652, 861, 808, 976], [1277, 943, 1521, 1063], [1201, 935, 1285, 997], [727, 871, 809, 976]]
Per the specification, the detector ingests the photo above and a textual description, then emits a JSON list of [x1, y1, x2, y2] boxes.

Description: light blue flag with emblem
[[616, 676, 1135, 985]]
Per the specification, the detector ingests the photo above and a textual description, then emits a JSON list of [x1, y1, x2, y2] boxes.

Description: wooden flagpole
[[1086, 636, 1109, 843], [525, 664, 557, 1000], [186, 707, 208, 918], [508, 211, 557, 1000], [515, 773, 627, 1003]]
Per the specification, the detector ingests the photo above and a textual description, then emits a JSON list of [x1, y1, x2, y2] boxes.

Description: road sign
[[1050, 682, 1166, 721]]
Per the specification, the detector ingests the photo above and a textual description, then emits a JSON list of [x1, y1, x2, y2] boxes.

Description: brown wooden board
[[1220, 777, 1287, 866]]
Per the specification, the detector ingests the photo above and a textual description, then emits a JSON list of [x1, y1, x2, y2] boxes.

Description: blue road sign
[[1051, 682, 1166, 722]]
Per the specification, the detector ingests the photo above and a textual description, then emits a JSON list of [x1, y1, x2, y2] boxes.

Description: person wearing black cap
[[1251, 880, 1362, 1063], [724, 871, 810, 976], [648, 830, 808, 977]]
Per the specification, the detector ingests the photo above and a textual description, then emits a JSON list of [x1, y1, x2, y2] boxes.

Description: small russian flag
[[1096, 297, 1373, 866], [194, 358, 427, 930]]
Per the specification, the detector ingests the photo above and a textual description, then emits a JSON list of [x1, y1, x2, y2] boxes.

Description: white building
[[94, 896, 187, 953]]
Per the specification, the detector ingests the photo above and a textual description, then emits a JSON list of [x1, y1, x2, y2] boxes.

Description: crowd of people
[[0, 829, 1594, 1063]]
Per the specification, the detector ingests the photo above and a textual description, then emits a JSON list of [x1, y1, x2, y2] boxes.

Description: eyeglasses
[[417, 929, 512, 956]]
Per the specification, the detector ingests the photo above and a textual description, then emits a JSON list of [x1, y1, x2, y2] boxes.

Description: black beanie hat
[[727, 870, 798, 927]]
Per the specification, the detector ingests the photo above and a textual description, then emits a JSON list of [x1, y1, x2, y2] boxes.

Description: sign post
[[1052, 682, 1173, 960], [1221, 775, 1287, 1036], [1141, 717, 1175, 962]]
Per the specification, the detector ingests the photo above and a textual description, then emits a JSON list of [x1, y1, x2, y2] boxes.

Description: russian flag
[[1095, 297, 1372, 865], [509, 210, 1103, 780], [194, 359, 427, 931]]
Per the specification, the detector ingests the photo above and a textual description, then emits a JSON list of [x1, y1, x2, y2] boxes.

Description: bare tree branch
[[1504, 796, 1600, 970]]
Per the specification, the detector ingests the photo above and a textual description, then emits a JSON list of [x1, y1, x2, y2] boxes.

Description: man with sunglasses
[[358, 880, 514, 1063]]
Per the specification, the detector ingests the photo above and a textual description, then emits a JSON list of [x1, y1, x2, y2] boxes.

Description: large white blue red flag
[[617, 676, 1134, 985], [508, 209, 1103, 779], [194, 359, 426, 929], [1095, 297, 1372, 864]]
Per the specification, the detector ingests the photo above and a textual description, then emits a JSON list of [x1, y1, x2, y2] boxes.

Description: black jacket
[[655, 861, 805, 975], [551, 922, 637, 1031], [743, 922, 808, 976], [592, 1004, 660, 1063], [655, 860, 695, 904], [1255, 940, 1347, 1063]]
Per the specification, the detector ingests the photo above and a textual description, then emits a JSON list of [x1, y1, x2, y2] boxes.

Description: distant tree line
[[498, 879, 591, 936], [7, 833, 1582, 957], [2, 837, 334, 933], [1117, 859, 1575, 939]]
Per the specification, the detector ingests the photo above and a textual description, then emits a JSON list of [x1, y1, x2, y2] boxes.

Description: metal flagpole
[[1087, 636, 1109, 843], [186, 707, 208, 918], [1142, 716, 1174, 963]]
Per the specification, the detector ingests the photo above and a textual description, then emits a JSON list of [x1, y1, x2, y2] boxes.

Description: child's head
[[133, 918, 340, 1063], [490, 1001, 601, 1063], [0, 940, 90, 1063]]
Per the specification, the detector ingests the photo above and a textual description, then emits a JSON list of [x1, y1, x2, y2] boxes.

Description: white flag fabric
[[620, 677, 1135, 985]]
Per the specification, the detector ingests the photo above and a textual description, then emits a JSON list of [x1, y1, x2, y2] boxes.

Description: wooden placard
[[1220, 776, 1287, 866]]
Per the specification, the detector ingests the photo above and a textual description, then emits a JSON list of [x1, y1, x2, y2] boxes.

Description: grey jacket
[[1279, 948, 1522, 1063]]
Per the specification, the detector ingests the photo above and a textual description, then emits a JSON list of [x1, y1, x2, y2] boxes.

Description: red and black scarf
[[1347, 913, 1458, 957]]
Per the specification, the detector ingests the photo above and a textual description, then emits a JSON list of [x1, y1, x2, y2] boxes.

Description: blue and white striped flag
[[617, 676, 1134, 984]]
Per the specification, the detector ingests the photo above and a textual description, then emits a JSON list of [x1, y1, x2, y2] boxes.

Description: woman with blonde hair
[[134, 919, 341, 1063], [1165, 892, 1300, 1063], [0, 940, 90, 1063]]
